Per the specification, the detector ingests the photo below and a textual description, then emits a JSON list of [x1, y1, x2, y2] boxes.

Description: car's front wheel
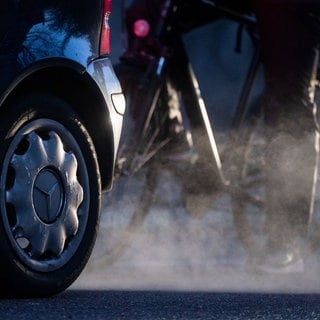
[[0, 93, 101, 297]]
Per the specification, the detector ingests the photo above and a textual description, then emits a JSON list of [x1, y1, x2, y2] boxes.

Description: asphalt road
[[1, 290, 320, 319]]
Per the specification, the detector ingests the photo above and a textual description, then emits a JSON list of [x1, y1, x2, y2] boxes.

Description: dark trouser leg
[[264, 98, 318, 250], [252, 1, 319, 251]]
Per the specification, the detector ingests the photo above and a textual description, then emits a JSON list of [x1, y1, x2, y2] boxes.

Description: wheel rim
[[1, 119, 90, 272]]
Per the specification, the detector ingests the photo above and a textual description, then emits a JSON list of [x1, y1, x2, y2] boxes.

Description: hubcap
[[1, 119, 90, 272]]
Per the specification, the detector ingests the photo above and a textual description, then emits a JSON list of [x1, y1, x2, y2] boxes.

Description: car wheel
[[0, 93, 101, 297]]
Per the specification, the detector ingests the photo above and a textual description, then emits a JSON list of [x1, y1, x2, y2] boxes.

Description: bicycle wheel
[[90, 63, 168, 266], [92, 165, 158, 266]]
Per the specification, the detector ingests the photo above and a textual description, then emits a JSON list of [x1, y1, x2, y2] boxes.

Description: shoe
[[249, 245, 304, 275]]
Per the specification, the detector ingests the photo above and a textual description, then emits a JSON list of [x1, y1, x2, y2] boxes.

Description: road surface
[[1, 290, 320, 319]]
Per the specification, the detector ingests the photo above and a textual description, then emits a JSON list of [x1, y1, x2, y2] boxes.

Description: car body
[[0, 0, 124, 297]]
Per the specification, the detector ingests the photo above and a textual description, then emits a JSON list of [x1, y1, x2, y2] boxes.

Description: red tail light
[[100, 0, 112, 56], [133, 19, 150, 38]]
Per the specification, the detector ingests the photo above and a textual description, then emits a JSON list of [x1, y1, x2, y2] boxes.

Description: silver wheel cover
[[1, 119, 90, 272]]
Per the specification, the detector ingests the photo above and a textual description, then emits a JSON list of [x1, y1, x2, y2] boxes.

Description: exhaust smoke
[[75, 144, 320, 294]]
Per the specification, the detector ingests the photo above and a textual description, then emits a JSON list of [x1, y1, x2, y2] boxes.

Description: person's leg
[[251, 1, 319, 271]]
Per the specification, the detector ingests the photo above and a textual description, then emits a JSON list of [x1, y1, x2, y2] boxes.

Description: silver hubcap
[[1, 119, 89, 272]]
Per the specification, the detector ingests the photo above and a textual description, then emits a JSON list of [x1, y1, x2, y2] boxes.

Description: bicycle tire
[[91, 164, 158, 267], [89, 63, 167, 266]]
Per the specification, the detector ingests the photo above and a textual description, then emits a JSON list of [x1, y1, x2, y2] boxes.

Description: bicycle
[[93, 0, 320, 267]]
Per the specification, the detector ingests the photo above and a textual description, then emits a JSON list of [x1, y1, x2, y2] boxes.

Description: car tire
[[0, 93, 101, 297]]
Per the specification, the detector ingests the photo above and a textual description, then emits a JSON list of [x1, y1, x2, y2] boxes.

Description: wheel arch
[[1, 63, 115, 191]]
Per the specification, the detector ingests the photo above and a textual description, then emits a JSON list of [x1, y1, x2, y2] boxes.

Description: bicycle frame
[[118, 0, 260, 188]]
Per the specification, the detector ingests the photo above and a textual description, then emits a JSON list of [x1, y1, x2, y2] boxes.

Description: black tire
[[0, 93, 101, 297]]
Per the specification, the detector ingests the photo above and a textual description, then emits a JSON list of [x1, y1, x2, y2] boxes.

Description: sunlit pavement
[[73, 169, 320, 294]]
